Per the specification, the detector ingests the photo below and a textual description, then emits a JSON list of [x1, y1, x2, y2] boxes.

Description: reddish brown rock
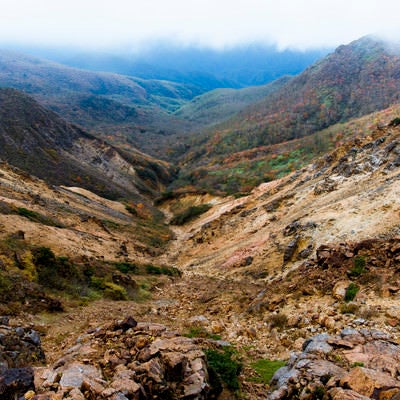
[[340, 367, 400, 397]]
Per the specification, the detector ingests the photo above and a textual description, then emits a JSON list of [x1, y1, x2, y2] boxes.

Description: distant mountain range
[[0, 46, 322, 159], [2, 36, 400, 195], [166, 36, 400, 193], [14, 43, 328, 90]]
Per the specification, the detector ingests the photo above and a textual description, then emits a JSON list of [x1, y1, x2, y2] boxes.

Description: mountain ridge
[[0, 87, 174, 200], [169, 36, 400, 193]]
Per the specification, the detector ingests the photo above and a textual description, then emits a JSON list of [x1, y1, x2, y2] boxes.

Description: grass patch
[[145, 264, 181, 276], [344, 283, 360, 302], [183, 326, 221, 340], [251, 359, 286, 384], [16, 207, 64, 228], [114, 262, 138, 274], [205, 347, 242, 393], [339, 302, 359, 314], [170, 204, 212, 225], [348, 256, 366, 277], [351, 362, 364, 368]]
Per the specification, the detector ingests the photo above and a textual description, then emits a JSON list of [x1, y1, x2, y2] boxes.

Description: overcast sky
[[1, 0, 400, 51]]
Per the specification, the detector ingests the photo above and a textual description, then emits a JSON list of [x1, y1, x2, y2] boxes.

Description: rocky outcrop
[[32, 317, 211, 399], [0, 318, 45, 399], [268, 329, 400, 399]]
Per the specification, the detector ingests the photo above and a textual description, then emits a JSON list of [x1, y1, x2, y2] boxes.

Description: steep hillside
[[210, 36, 400, 153], [171, 102, 400, 194], [2, 104, 400, 398], [172, 36, 400, 193], [0, 88, 174, 200], [0, 159, 175, 316], [0, 49, 193, 139], [150, 116, 400, 397], [174, 76, 291, 128]]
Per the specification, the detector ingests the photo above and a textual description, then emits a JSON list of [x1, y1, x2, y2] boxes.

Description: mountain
[[191, 37, 400, 156], [173, 76, 292, 129], [172, 36, 400, 193], [154, 113, 400, 398], [0, 49, 295, 160], [17, 43, 329, 90], [0, 49, 195, 139], [0, 88, 174, 200], [3, 44, 400, 398]]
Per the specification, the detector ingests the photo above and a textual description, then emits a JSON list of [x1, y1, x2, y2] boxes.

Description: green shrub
[[389, 117, 400, 127], [115, 262, 137, 274], [145, 264, 181, 276], [205, 347, 242, 392], [32, 247, 82, 292], [183, 327, 221, 340], [348, 256, 366, 277], [154, 191, 176, 205], [90, 277, 127, 300], [103, 282, 127, 300], [351, 362, 364, 368], [90, 276, 107, 290], [250, 359, 286, 384], [314, 386, 326, 399], [16, 207, 64, 228], [344, 283, 360, 302], [0, 272, 11, 292], [170, 204, 212, 225]]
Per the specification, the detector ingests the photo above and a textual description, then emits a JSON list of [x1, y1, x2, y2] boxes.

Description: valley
[[1, 36, 400, 399]]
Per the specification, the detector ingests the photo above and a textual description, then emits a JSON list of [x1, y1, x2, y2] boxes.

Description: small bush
[[314, 386, 326, 399], [339, 302, 359, 314], [154, 191, 176, 205], [351, 362, 364, 368], [268, 313, 288, 330], [205, 347, 242, 392], [90, 277, 127, 300], [145, 264, 181, 276], [103, 282, 127, 300], [90, 276, 107, 290], [32, 247, 79, 289], [0, 272, 11, 292], [250, 359, 286, 384], [389, 117, 400, 127], [125, 204, 138, 216], [170, 204, 212, 225], [344, 283, 360, 302], [16, 207, 64, 228], [358, 305, 379, 319], [115, 262, 137, 274], [348, 256, 366, 277]]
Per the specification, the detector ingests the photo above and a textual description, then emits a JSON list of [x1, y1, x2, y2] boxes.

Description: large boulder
[[268, 328, 400, 399]]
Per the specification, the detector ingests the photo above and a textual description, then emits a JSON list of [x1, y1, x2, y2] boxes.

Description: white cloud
[[1, 0, 400, 49]]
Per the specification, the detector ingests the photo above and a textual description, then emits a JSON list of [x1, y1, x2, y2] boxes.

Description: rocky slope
[[151, 118, 400, 397], [2, 107, 400, 398], [0, 88, 174, 200]]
